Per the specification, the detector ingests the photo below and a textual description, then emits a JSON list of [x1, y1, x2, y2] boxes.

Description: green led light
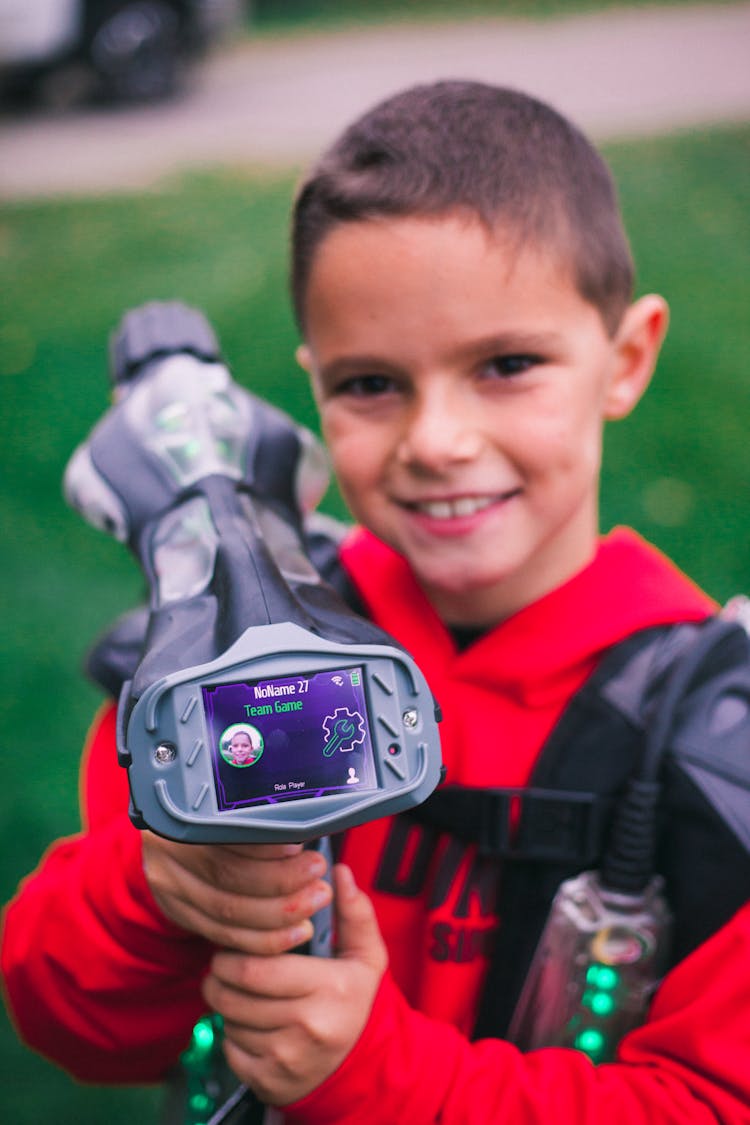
[[585, 990, 616, 1017], [192, 1019, 215, 1054], [189, 1092, 212, 1110], [188, 1090, 214, 1121], [180, 1015, 225, 1123], [585, 964, 620, 990], [574, 1028, 607, 1058]]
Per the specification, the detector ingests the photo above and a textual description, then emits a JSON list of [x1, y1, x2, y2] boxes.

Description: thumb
[[333, 864, 388, 973]]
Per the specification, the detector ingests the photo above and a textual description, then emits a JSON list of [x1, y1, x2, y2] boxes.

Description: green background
[[1, 8, 749, 1121]]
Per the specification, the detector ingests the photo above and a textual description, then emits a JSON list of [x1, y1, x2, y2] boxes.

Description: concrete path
[[1, 3, 749, 198]]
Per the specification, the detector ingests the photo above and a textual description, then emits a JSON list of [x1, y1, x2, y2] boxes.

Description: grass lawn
[[0, 122, 748, 1121]]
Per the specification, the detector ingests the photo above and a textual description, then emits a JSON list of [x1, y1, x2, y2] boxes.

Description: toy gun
[[64, 301, 443, 1124], [64, 302, 443, 848]]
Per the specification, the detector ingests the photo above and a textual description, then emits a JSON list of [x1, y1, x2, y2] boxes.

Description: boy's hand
[[141, 834, 332, 954], [202, 864, 387, 1106]]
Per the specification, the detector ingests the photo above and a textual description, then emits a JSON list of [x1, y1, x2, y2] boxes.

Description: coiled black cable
[[600, 615, 732, 893]]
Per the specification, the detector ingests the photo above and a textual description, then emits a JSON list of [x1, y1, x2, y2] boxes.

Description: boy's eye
[[335, 374, 397, 397], [483, 354, 541, 379]]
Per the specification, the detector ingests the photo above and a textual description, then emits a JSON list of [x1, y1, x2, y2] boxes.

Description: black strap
[[409, 785, 614, 865], [411, 626, 674, 868], [471, 618, 750, 1039]]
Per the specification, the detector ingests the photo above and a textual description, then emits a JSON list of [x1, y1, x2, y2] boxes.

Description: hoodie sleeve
[[282, 902, 750, 1125], [1, 705, 211, 1083]]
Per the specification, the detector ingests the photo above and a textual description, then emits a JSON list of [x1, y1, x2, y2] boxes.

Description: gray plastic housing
[[119, 621, 443, 843]]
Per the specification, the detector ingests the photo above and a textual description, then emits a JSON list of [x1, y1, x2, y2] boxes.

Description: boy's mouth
[[403, 491, 520, 520]]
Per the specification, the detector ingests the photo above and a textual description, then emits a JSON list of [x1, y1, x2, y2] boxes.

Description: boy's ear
[[296, 344, 322, 404], [296, 344, 314, 376], [604, 295, 669, 420]]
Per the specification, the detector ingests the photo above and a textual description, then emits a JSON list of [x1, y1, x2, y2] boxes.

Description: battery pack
[[508, 869, 672, 1061]]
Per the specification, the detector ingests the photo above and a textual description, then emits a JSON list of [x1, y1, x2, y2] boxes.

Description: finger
[[333, 865, 388, 971], [145, 848, 333, 933], [209, 949, 315, 999], [176, 860, 331, 930], [220, 1036, 271, 1102], [219, 843, 304, 860], [176, 879, 329, 950], [170, 893, 318, 954], [220, 1032, 312, 1109], [203, 972, 298, 1032], [145, 836, 328, 898], [222, 1021, 293, 1064], [143, 856, 331, 953]]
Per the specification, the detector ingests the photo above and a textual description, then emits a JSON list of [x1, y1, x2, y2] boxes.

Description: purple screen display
[[202, 666, 378, 810]]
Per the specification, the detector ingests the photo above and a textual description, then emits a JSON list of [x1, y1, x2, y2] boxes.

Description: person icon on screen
[[346, 766, 360, 785]]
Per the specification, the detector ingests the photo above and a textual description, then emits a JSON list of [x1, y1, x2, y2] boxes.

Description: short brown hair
[[291, 81, 634, 335]]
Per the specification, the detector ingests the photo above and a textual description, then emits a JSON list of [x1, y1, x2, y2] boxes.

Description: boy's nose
[[397, 386, 484, 473]]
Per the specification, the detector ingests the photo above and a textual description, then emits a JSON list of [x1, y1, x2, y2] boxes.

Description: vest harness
[[407, 615, 750, 1038]]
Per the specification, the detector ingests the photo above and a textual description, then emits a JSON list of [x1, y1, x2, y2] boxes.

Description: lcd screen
[[202, 666, 378, 810]]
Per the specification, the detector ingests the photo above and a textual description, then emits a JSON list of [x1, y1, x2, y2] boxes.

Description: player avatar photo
[[219, 724, 264, 768]]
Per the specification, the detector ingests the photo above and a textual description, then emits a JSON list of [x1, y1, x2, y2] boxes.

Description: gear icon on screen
[[321, 707, 367, 756]]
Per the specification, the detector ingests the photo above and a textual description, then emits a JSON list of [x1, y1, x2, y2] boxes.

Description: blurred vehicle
[[0, 0, 245, 107]]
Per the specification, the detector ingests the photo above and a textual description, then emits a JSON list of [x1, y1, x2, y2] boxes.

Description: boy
[[3, 82, 750, 1122]]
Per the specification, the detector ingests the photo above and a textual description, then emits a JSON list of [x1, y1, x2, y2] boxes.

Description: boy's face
[[300, 214, 661, 626], [230, 733, 254, 762]]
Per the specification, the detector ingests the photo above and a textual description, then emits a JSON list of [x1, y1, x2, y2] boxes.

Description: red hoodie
[[3, 527, 750, 1123]]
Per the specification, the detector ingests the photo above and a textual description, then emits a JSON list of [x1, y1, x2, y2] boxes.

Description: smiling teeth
[[415, 496, 498, 519]]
